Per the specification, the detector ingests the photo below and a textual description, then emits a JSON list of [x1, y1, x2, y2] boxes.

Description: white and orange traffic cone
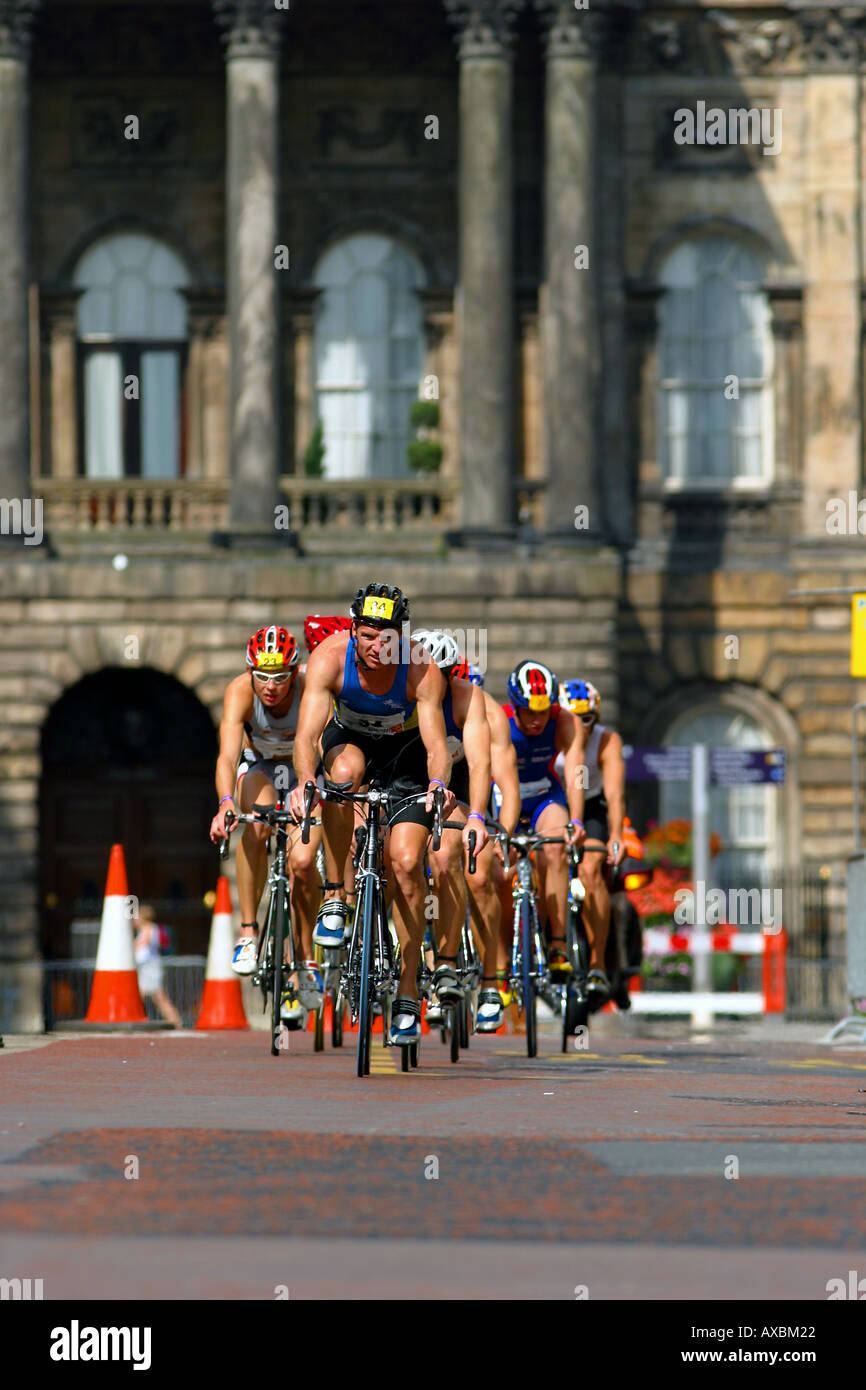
[[69, 845, 166, 1031], [195, 876, 248, 1030]]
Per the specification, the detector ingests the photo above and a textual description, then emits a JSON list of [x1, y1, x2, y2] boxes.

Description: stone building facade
[[0, 0, 864, 1027]]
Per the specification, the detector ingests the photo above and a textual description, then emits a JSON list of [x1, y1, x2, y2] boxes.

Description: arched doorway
[[40, 668, 217, 959]]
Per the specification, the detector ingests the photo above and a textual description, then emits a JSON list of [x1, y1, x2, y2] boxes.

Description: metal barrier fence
[[42, 957, 207, 1031]]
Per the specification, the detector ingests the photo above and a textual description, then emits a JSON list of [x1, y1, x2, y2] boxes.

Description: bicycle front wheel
[[270, 892, 286, 1057], [356, 881, 376, 1078], [520, 897, 537, 1058], [313, 943, 325, 1052]]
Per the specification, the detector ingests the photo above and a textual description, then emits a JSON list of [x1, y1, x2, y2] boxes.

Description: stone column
[[536, 0, 603, 539], [41, 290, 81, 479], [183, 289, 225, 480], [212, 0, 284, 533], [445, 1, 521, 539], [0, 1, 41, 509], [281, 288, 319, 474]]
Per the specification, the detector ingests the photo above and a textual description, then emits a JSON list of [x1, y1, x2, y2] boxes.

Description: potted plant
[[407, 400, 443, 474], [303, 421, 326, 478]]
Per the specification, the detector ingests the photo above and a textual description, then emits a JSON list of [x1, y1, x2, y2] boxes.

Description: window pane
[[658, 238, 770, 482], [141, 351, 180, 478], [84, 352, 123, 478], [313, 234, 425, 479]]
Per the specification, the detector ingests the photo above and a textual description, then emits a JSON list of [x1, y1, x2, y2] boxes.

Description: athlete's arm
[[412, 653, 455, 812], [459, 683, 491, 854], [557, 709, 587, 845], [599, 728, 626, 864], [209, 676, 251, 842], [290, 642, 338, 816], [486, 695, 521, 837]]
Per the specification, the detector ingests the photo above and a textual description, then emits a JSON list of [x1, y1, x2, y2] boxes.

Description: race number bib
[[256, 651, 285, 670], [361, 595, 395, 621]]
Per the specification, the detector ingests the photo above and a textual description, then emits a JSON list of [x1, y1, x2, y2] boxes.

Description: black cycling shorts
[[320, 719, 434, 829], [581, 793, 609, 849]]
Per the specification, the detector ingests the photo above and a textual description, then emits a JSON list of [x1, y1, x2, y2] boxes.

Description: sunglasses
[[252, 669, 294, 685]]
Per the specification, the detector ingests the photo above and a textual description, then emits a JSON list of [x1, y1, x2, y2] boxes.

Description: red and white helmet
[[246, 625, 300, 672], [507, 660, 558, 711], [303, 614, 353, 653]]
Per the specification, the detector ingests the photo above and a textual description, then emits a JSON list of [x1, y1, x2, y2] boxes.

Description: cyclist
[[500, 661, 587, 984], [209, 625, 322, 1026], [289, 582, 456, 1047], [411, 630, 497, 1023], [556, 679, 626, 1000]]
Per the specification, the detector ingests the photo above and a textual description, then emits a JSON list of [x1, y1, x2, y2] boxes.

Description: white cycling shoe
[[231, 937, 258, 976]]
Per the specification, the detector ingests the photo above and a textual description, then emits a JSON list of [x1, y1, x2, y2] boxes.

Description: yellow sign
[[527, 694, 550, 711], [851, 594, 866, 676], [362, 595, 395, 620], [256, 651, 285, 670]]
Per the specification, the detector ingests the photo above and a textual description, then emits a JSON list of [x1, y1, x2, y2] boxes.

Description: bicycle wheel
[[458, 994, 470, 1049], [356, 881, 376, 1078], [562, 985, 589, 1051], [270, 892, 286, 1057], [410, 1039, 419, 1068], [401, 1043, 410, 1072], [520, 897, 537, 1058], [332, 988, 344, 1047], [448, 1005, 459, 1063], [313, 944, 325, 1052]]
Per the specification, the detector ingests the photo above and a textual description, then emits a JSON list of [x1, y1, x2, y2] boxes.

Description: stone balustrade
[[34, 475, 460, 548]]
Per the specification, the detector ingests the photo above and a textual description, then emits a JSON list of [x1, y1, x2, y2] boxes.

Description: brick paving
[[1, 1026, 865, 1297]]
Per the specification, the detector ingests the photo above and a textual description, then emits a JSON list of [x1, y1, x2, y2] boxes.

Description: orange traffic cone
[[195, 876, 249, 1030], [69, 845, 166, 1031]]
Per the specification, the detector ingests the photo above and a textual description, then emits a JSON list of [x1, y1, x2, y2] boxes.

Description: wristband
[[570, 817, 584, 828], [468, 812, 485, 824], [430, 778, 447, 789], [219, 794, 234, 807]]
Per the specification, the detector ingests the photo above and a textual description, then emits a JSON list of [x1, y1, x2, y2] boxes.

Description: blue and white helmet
[[559, 679, 601, 724]]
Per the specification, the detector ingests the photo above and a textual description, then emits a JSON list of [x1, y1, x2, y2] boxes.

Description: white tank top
[[244, 683, 301, 759], [554, 722, 606, 799]]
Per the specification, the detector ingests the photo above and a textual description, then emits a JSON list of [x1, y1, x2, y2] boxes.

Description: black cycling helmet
[[350, 582, 410, 629]]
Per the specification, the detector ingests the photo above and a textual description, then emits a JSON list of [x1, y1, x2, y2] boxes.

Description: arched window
[[312, 234, 425, 479], [73, 234, 190, 478], [657, 238, 773, 485], [659, 705, 777, 890]]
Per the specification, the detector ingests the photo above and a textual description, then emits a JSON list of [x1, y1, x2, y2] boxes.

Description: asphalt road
[[2, 1016, 866, 1300]]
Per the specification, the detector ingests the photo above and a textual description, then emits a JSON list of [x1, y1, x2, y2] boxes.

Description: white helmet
[[411, 628, 460, 670]]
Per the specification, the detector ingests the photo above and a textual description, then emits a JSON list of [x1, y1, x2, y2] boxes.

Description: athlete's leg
[[287, 820, 323, 960], [320, 740, 366, 899], [578, 842, 610, 975], [533, 800, 570, 945], [237, 768, 276, 928], [388, 819, 431, 1000], [428, 819, 466, 957]]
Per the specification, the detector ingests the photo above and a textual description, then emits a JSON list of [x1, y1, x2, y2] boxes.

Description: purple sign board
[[622, 746, 786, 785]]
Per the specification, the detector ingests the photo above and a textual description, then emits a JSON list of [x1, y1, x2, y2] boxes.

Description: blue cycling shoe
[[313, 899, 351, 949], [389, 996, 421, 1046]]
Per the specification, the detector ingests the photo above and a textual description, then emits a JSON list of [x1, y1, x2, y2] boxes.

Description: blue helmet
[[507, 660, 557, 711], [466, 664, 485, 688], [559, 679, 601, 724]]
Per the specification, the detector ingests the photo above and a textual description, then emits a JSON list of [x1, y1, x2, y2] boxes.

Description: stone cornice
[[211, 0, 285, 59], [633, 6, 866, 75], [443, 0, 523, 59], [534, 1, 607, 60], [0, 0, 41, 61]]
